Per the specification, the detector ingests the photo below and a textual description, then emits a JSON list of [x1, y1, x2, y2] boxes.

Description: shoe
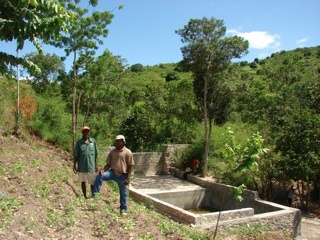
[[120, 209, 127, 215]]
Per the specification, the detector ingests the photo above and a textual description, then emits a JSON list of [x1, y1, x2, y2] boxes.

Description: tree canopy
[[0, 0, 72, 74]]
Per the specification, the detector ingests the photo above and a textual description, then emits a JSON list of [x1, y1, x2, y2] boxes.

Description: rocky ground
[[0, 130, 319, 239]]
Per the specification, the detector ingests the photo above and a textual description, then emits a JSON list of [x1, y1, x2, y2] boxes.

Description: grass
[[226, 223, 273, 236], [0, 196, 24, 232]]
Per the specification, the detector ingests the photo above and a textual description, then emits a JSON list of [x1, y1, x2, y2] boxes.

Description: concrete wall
[[132, 144, 188, 176], [149, 189, 207, 209], [133, 152, 163, 176]]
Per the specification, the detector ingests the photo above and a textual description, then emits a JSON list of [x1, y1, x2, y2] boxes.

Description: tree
[[52, 0, 117, 147], [0, 0, 72, 74], [24, 52, 65, 95], [176, 17, 249, 177], [79, 50, 126, 129], [121, 102, 155, 152], [130, 63, 144, 72]]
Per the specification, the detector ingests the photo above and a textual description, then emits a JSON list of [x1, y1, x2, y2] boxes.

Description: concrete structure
[[132, 144, 189, 176], [128, 144, 301, 238]]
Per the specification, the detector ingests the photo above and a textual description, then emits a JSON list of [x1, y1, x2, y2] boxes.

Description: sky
[[1, 0, 320, 73]]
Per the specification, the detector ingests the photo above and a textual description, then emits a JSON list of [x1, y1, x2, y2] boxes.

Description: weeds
[[0, 196, 24, 231], [227, 223, 273, 236]]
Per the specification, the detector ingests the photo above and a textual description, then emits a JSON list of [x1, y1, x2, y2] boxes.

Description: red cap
[[82, 126, 90, 132]]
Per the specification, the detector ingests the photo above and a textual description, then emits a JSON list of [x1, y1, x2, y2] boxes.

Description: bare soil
[[0, 130, 319, 239]]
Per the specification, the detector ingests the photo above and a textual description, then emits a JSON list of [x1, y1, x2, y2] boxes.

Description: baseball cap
[[115, 135, 126, 142], [82, 126, 90, 132]]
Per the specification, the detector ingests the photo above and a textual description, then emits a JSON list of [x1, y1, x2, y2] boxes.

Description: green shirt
[[73, 138, 98, 173]]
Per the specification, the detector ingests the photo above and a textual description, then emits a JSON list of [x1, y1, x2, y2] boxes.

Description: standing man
[[93, 135, 134, 215], [73, 126, 99, 199], [287, 185, 297, 207]]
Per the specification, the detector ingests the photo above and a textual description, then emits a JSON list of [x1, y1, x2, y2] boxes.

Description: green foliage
[[230, 184, 246, 202], [121, 102, 156, 152], [0, 196, 24, 231], [52, 0, 115, 147], [165, 71, 180, 82], [24, 52, 65, 95], [235, 132, 270, 172], [0, 76, 17, 129], [28, 96, 72, 150], [219, 127, 274, 196], [276, 109, 320, 182], [77, 50, 127, 132], [0, 0, 72, 75], [249, 62, 258, 68], [240, 61, 248, 66], [179, 139, 206, 170], [130, 63, 144, 72], [227, 223, 272, 236]]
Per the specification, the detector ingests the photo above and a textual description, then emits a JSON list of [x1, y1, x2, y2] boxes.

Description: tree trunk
[[76, 88, 82, 129], [72, 51, 78, 149], [202, 75, 209, 177]]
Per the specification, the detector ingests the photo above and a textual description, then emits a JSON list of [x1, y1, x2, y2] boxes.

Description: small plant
[[63, 201, 77, 227], [138, 232, 153, 239], [36, 180, 50, 197], [95, 219, 110, 235], [120, 218, 135, 234], [30, 157, 43, 168], [283, 229, 291, 237], [46, 207, 60, 226], [0, 197, 24, 230], [230, 184, 246, 202]]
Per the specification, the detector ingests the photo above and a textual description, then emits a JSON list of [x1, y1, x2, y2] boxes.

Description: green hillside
[[1, 46, 320, 203]]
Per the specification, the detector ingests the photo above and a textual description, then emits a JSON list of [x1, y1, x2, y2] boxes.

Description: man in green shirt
[[73, 126, 99, 199]]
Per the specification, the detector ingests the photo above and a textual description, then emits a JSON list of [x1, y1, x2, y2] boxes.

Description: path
[[299, 217, 320, 240]]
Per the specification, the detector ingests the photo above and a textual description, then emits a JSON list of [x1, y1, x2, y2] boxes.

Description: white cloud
[[296, 38, 308, 44], [227, 30, 281, 50]]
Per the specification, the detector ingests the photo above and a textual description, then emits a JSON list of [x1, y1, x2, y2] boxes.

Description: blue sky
[[1, 0, 319, 72]]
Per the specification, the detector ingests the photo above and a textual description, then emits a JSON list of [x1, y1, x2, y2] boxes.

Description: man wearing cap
[[93, 135, 134, 215], [73, 126, 99, 199]]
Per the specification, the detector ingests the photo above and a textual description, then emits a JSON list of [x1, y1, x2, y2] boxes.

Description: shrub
[[165, 71, 180, 82], [28, 96, 71, 149]]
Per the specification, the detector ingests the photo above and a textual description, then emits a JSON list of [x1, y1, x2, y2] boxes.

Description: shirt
[[193, 159, 199, 167], [106, 146, 134, 176], [73, 138, 98, 173]]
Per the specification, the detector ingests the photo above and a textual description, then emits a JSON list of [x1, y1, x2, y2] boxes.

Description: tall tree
[[79, 50, 126, 126], [0, 0, 71, 74], [24, 52, 65, 94], [176, 17, 249, 177], [52, 0, 117, 147]]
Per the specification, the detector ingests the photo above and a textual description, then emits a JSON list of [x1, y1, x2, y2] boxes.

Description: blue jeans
[[93, 170, 128, 211]]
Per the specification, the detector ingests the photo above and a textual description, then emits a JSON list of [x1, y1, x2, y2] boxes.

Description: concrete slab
[[130, 175, 204, 194]]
